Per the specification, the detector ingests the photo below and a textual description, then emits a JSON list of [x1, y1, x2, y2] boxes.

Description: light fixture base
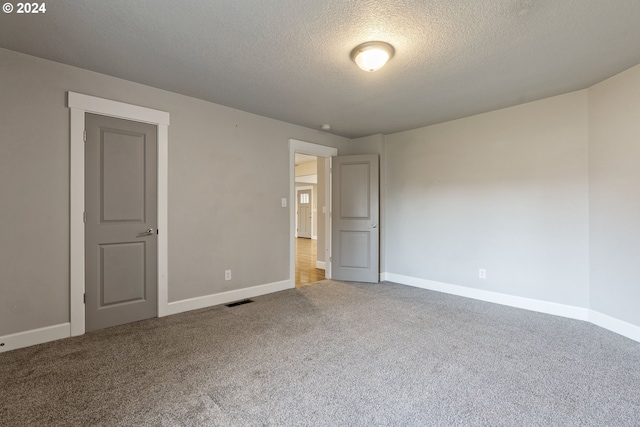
[[350, 41, 395, 72]]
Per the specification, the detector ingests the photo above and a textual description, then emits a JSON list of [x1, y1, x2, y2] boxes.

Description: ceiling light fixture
[[350, 41, 395, 72]]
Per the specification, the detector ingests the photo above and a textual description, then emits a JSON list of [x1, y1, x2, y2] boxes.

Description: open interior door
[[331, 154, 379, 283]]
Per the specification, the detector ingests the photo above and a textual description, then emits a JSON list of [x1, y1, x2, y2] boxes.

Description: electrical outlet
[[479, 268, 487, 279], [225, 270, 232, 281], [281, 198, 287, 207]]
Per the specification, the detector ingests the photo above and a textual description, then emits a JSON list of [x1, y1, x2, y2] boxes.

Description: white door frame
[[68, 92, 170, 336], [295, 185, 314, 238], [289, 139, 337, 284]]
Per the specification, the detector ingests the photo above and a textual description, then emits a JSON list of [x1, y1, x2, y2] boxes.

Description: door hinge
[[83, 293, 86, 304], [83, 130, 87, 142], [83, 212, 86, 223], [329, 256, 332, 262]]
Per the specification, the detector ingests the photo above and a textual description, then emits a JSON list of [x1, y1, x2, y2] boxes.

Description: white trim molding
[[5, 277, 640, 353], [316, 261, 326, 270], [0, 323, 70, 353], [68, 92, 170, 125], [383, 272, 640, 343], [589, 310, 640, 343], [166, 280, 292, 316], [2, 280, 292, 353], [383, 273, 589, 320], [68, 92, 170, 336]]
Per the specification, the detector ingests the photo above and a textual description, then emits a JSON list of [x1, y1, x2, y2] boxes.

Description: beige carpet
[[1, 280, 640, 426]]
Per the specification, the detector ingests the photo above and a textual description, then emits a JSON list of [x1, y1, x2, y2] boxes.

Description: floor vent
[[225, 299, 254, 308]]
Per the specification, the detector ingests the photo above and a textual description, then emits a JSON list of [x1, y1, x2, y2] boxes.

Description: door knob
[[371, 224, 377, 228], [139, 228, 155, 236]]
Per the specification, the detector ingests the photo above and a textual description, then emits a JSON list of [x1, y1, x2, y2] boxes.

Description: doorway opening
[[294, 158, 322, 286], [289, 140, 337, 287]]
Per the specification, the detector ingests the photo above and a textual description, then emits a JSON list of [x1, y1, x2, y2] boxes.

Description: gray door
[[85, 113, 158, 332], [331, 154, 379, 283], [297, 189, 312, 238]]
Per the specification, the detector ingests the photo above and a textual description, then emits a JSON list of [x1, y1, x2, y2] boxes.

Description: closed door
[[85, 113, 158, 332], [297, 189, 312, 238], [331, 154, 379, 283]]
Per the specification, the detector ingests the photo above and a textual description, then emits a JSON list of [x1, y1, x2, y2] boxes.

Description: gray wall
[[384, 92, 590, 306], [383, 61, 640, 329], [588, 64, 640, 326], [3, 45, 640, 338], [0, 48, 354, 336]]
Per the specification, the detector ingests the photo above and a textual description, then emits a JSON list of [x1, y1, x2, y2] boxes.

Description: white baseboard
[[383, 272, 640, 343], [0, 323, 70, 353], [312, 235, 317, 240], [316, 261, 325, 270], [166, 280, 293, 316], [383, 273, 589, 321], [589, 310, 640, 343], [5, 278, 639, 355], [1, 281, 294, 353]]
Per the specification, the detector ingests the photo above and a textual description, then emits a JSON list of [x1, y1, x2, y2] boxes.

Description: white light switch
[[281, 198, 287, 207]]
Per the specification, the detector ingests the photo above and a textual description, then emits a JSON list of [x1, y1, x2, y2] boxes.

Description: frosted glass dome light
[[351, 41, 395, 72]]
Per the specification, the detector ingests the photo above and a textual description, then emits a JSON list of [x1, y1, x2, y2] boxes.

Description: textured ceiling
[[1, 1, 639, 138]]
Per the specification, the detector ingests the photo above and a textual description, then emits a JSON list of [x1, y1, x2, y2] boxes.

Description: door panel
[[331, 154, 379, 283], [339, 231, 370, 268], [340, 163, 370, 219], [85, 113, 158, 332], [101, 131, 146, 222], [100, 242, 146, 305]]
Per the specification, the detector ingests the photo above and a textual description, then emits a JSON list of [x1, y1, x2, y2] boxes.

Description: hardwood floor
[[295, 238, 325, 287]]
